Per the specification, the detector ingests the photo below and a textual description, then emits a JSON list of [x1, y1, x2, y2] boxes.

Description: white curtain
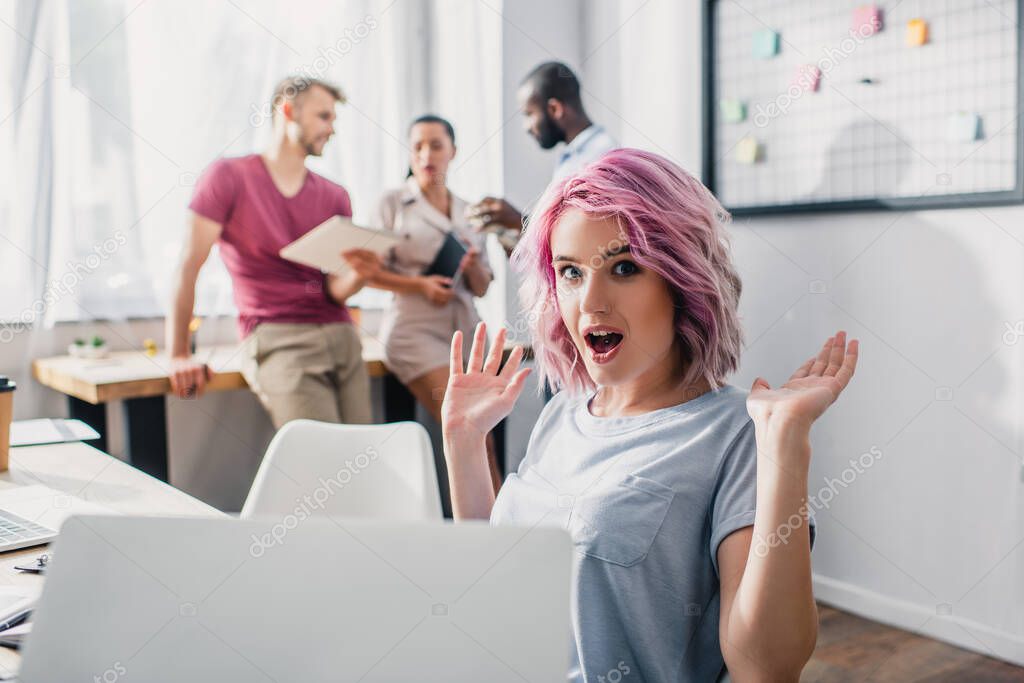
[[2, 0, 504, 323], [0, 0, 504, 419]]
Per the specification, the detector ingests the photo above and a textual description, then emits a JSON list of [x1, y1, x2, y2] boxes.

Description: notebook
[[279, 216, 400, 277], [10, 419, 100, 447], [423, 231, 468, 281]]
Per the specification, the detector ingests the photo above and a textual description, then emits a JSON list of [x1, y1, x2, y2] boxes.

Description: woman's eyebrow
[[552, 244, 631, 263], [602, 244, 631, 258]]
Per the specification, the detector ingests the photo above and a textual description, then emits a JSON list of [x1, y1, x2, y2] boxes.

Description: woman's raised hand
[[746, 330, 859, 432], [442, 322, 531, 438]]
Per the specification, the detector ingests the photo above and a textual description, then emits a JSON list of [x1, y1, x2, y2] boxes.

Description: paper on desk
[[0, 590, 37, 618], [280, 216, 400, 276], [0, 621, 31, 648], [10, 419, 100, 448]]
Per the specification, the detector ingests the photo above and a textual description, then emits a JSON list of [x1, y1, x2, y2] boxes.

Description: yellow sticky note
[[736, 137, 760, 164], [906, 19, 928, 46]]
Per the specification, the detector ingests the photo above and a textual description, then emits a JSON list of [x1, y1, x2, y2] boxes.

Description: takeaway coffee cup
[[0, 376, 15, 472]]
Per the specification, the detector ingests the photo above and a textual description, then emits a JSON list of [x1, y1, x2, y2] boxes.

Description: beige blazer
[[372, 178, 492, 383]]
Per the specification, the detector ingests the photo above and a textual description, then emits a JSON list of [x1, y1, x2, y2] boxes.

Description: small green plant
[[90, 336, 105, 347]]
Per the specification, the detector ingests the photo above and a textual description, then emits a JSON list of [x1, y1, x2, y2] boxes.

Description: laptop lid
[[19, 515, 571, 682]]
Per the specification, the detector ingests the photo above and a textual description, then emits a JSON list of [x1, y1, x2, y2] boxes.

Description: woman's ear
[[450, 144, 457, 161]]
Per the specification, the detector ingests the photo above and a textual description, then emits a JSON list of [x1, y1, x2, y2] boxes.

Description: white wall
[[495, 0, 585, 473], [582, 0, 1024, 666]]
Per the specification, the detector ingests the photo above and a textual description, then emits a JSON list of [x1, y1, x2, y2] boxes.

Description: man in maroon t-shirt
[[167, 76, 380, 428]]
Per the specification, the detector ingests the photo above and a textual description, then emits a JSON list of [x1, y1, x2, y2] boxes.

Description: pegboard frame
[[701, 0, 1024, 216]]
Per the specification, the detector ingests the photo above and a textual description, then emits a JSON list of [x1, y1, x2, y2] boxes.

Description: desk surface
[[32, 336, 391, 405], [0, 442, 221, 675], [33, 335, 528, 405]]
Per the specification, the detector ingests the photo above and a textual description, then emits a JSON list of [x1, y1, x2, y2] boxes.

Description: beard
[[299, 126, 326, 156], [533, 113, 565, 150]]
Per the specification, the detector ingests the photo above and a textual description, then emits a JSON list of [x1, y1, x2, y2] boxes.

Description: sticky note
[[947, 112, 981, 142], [906, 19, 928, 46], [720, 99, 746, 123], [852, 4, 883, 37], [794, 65, 822, 92], [736, 136, 761, 164], [752, 29, 780, 59]]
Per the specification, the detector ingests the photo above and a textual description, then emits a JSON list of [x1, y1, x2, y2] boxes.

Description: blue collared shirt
[[551, 125, 618, 182]]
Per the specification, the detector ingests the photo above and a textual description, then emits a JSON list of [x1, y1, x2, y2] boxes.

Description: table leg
[[493, 418, 507, 476], [381, 373, 418, 422], [122, 396, 169, 482], [67, 396, 107, 453]]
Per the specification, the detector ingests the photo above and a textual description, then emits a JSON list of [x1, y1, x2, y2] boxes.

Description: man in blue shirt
[[467, 61, 617, 254]]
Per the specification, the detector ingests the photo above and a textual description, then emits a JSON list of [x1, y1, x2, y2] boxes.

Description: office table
[[0, 441, 223, 677], [31, 337, 524, 502]]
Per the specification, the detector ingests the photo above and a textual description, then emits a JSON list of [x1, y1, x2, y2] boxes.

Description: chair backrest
[[240, 419, 442, 521]]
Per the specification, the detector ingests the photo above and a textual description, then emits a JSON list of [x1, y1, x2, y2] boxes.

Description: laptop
[[18, 516, 572, 682], [0, 485, 113, 554]]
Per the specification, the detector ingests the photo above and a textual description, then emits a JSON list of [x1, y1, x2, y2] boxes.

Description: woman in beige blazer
[[370, 115, 501, 490]]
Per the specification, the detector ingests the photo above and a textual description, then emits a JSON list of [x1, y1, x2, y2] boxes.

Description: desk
[[32, 338, 524, 500], [32, 338, 431, 481], [0, 441, 221, 676]]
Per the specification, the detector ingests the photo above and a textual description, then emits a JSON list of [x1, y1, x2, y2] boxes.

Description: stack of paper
[[10, 419, 100, 447], [0, 590, 37, 651]]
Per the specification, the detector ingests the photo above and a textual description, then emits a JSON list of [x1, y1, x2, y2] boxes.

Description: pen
[[0, 608, 31, 633]]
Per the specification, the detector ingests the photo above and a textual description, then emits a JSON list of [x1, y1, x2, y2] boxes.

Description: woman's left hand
[[746, 331, 859, 432], [459, 247, 480, 273]]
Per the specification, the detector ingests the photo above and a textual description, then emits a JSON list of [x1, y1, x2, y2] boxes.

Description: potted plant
[[68, 335, 109, 359]]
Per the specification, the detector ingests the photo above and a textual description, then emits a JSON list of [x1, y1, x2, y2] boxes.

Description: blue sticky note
[[753, 29, 780, 59], [720, 99, 746, 123]]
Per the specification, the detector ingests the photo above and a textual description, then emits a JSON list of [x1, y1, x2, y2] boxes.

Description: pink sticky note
[[794, 64, 822, 92], [852, 4, 883, 37]]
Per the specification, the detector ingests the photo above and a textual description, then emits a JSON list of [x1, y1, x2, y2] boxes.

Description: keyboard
[[0, 510, 57, 552]]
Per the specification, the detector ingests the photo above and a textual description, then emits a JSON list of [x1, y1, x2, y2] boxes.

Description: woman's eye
[[612, 260, 638, 276], [558, 265, 581, 281]]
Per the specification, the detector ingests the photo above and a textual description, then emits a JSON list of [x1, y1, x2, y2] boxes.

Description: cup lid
[[0, 376, 15, 392]]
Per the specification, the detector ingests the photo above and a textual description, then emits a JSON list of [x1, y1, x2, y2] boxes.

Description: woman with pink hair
[[441, 148, 858, 682]]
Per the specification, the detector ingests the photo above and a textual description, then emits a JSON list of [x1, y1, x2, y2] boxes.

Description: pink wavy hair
[[511, 148, 744, 395]]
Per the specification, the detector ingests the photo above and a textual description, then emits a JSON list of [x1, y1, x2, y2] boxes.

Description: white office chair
[[241, 419, 443, 521]]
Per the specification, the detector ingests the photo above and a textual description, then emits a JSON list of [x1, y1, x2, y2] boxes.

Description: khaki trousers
[[241, 322, 372, 429]]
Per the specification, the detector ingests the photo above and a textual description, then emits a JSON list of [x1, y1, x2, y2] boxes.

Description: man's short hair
[[522, 61, 583, 111], [271, 76, 346, 120]]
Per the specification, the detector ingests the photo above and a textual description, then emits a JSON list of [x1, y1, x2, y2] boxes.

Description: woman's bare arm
[[442, 323, 531, 520], [719, 332, 859, 681]]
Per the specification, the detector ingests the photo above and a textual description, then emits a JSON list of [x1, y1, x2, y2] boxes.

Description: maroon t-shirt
[[189, 154, 353, 338]]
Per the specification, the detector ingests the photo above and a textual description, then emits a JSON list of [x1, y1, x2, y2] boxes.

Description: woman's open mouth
[[584, 327, 624, 364]]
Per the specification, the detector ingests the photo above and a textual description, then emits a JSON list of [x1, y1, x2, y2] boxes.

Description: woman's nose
[[579, 275, 610, 314]]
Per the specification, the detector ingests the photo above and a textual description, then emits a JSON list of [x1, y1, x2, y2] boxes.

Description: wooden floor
[[803, 605, 1024, 682]]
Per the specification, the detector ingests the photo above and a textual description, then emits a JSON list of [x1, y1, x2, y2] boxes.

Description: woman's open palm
[[747, 331, 859, 428], [442, 322, 531, 436]]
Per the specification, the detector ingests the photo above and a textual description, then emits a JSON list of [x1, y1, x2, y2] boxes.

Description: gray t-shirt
[[491, 385, 806, 682]]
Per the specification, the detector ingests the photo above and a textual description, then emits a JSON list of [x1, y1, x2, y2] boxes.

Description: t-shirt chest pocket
[[568, 474, 675, 567]]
